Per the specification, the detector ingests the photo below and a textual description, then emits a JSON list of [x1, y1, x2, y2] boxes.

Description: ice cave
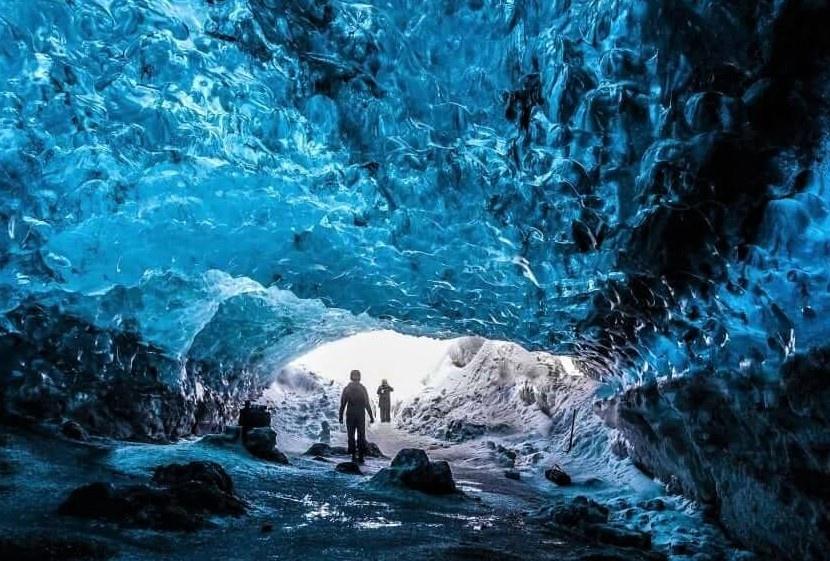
[[1, 0, 829, 559]]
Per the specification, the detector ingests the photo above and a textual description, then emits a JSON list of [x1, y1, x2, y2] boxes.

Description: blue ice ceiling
[[1, 0, 829, 386]]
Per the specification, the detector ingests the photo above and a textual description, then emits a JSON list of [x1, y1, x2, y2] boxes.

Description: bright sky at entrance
[[289, 330, 453, 401]]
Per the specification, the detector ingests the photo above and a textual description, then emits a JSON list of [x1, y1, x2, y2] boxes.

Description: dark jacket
[[339, 381, 373, 422]]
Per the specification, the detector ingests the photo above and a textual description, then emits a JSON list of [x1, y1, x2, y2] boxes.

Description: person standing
[[339, 369, 374, 463], [376, 379, 395, 423]]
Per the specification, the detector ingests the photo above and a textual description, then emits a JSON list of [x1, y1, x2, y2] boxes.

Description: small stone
[[544, 464, 571, 486], [589, 524, 652, 549], [61, 420, 88, 441], [260, 523, 273, 533], [504, 470, 521, 481], [335, 461, 362, 475]]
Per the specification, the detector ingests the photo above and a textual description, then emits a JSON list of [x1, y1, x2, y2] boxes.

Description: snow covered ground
[[256, 336, 753, 560]]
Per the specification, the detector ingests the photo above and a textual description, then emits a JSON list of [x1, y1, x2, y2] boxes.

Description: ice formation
[[1, 0, 829, 559]]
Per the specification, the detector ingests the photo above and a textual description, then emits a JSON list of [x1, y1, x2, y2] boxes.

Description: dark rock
[[540, 496, 609, 528], [504, 469, 521, 481], [335, 461, 363, 475], [545, 464, 572, 486], [372, 448, 457, 495], [152, 461, 235, 493], [59, 461, 244, 531], [303, 441, 385, 459], [0, 535, 115, 561], [260, 523, 273, 533], [588, 524, 652, 550], [238, 403, 271, 430], [639, 498, 666, 511], [61, 420, 88, 441], [242, 427, 289, 464]]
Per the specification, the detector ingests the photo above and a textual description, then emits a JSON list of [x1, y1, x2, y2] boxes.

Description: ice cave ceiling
[[2, 0, 830, 387]]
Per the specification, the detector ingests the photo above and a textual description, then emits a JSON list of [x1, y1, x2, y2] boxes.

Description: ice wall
[[2, 0, 829, 382]]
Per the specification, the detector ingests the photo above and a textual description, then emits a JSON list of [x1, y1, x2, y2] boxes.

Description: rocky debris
[[494, 444, 517, 467], [60, 420, 88, 441], [504, 470, 521, 481], [372, 448, 457, 495], [540, 496, 609, 528], [545, 464, 572, 486], [638, 498, 666, 512], [538, 497, 654, 553], [151, 461, 235, 492], [59, 461, 245, 531], [0, 535, 115, 561], [242, 427, 289, 464], [588, 524, 652, 550], [335, 461, 363, 475], [303, 441, 385, 459]]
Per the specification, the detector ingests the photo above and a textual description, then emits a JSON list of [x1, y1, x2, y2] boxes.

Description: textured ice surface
[[2, 0, 829, 384]]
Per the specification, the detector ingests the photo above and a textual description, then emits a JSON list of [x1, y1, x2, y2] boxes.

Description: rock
[[60, 420, 88, 441], [639, 498, 666, 511], [261, 523, 273, 533], [335, 461, 363, 475], [372, 448, 457, 495], [0, 535, 115, 561], [545, 464, 572, 486], [303, 441, 385, 459], [242, 428, 289, 464], [504, 470, 521, 481], [59, 462, 245, 531], [152, 461, 235, 493], [201, 426, 241, 446], [540, 496, 609, 528], [588, 524, 652, 549]]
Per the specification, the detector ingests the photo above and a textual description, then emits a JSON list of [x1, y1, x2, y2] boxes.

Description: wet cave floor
[[0, 424, 679, 561]]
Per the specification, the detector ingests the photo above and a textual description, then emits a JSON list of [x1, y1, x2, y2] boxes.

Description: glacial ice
[[2, 0, 830, 558]]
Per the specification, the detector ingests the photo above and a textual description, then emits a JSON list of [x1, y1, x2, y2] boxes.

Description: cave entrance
[[259, 330, 455, 453], [288, 330, 453, 402]]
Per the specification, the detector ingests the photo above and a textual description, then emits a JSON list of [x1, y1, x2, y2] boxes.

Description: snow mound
[[260, 364, 343, 451], [398, 338, 595, 443]]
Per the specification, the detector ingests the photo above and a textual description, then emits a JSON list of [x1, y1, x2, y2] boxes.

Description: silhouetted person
[[339, 369, 374, 463], [376, 379, 394, 423]]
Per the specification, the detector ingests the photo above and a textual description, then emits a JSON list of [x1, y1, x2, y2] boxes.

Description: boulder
[[545, 464, 572, 486], [242, 428, 289, 464], [60, 420, 88, 441], [335, 461, 363, 475], [372, 448, 457, 495], [59, 461, 244, 531]]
